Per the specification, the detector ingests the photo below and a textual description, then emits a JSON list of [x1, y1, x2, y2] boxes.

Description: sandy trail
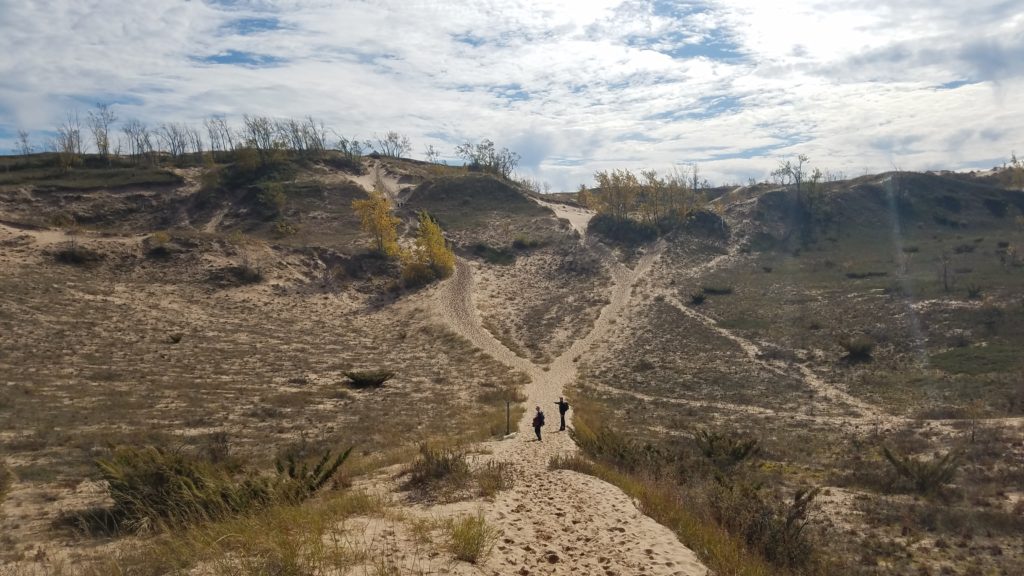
[[343, 159, 415, 204], [533, 198, 595, 240], [434, 243, 706, 575]]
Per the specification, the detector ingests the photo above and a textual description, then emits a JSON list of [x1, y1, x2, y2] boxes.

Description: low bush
[[708, 480, 820, 569], [690, 292, 706, 306], [343, 370, 395, 389], [54, 242, 104, 266], [845, 271, 887, 279], [0, 459, 12, 506], [966, 284, 983, 299], [511, 236, 544, 250], [881, 445, 963, 495], [839, 334, 874, 361], [471, 242, 515, 265], [693, 429, 760, 470], [447, 512, 498, 563], [400, 260, 437, 289]]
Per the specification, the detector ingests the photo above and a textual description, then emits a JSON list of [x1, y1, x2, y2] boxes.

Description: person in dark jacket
[[554, 397, 570, 431], [532, 406, 545, 441]]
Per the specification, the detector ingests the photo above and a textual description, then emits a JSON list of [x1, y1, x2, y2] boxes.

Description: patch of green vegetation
[[931, 343, 1022, 375], [588, 213, 658, 246], [0, 164, 182, 190]]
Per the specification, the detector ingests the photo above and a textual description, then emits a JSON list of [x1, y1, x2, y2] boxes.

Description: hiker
[[554, 397, 570, 431], [532, 406, 545, 441]]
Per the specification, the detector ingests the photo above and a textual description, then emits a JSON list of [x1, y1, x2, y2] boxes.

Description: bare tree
[[204, 115, 235, 157], [374, 131, 412, 158], [455, 139, 520, 178], [185, 125, 204, 160], [122, 119, 155, 165], [772, 154, 810, 202], [158, 123, 189, 158], [938, 251, 952, 292], [16, 130, 33, 157], [87, 103, 116, 162], [55, 112, 84, 171], [241, 114, 281, 163], [424, 144, 441, 164], [334, 136, 364, 161]]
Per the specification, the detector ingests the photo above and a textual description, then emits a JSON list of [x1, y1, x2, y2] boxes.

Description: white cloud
[[0, 0, 1021, 190]]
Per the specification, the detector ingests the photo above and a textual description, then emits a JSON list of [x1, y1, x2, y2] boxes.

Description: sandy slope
[[532, 199, 594, 240], [432, 244, 707, 575]]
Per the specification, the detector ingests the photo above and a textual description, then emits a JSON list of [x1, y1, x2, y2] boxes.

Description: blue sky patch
[[936, 79, 973, 90], [223, 17, 283, 35], [197, 50, 285, 67]]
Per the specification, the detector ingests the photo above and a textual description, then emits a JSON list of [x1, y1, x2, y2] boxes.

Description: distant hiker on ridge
[[554, 397, 570, 431], [532, 406, 545, 441]]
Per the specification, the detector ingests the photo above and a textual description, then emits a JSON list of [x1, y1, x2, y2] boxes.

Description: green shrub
[[839, 334, 874, 361], [257, 183, 287, 217], [588, 213, 658, 246], [966, 284, 983, 299], [694, 429, 760, 470], [690, 292, 706, 305], [343, 370, 395, 388], [881, 445, 963, 495], [447, 513, 498, 563]]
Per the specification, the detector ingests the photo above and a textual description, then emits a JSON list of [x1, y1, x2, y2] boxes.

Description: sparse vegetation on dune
[[3, 143, 1024, 575]]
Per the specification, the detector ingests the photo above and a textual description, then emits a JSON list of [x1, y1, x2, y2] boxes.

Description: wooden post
[[506, 401, 511, 436]]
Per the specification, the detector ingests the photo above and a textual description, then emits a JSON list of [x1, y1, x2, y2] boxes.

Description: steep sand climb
[[434, 243, 707, 575], [532, 198, 595, 240]]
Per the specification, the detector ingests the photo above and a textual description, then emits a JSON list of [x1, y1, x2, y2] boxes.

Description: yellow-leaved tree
[[351, 189, 400, 257], [401, 211, 455, 287]]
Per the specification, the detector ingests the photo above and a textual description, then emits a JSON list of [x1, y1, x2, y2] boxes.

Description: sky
[[1, 0, 1022, 190]]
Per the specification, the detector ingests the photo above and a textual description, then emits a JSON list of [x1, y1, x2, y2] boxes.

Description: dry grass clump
[[91, 444, 351, 531], [103, 490, 385, 575], [559, 411, 826, 575], [476, 461, 516, 498], [403, 445, 471, 497], [446, 512, 499, 564]]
